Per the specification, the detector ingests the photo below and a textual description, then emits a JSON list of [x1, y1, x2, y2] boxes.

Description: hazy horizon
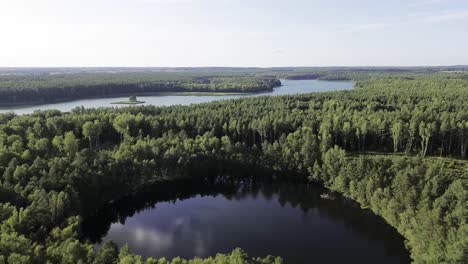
[[1, 0, 467, 67], [0, 65, 467, 69]]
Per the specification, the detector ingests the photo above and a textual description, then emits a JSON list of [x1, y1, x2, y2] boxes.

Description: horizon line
[[0, 65, 467, 69]]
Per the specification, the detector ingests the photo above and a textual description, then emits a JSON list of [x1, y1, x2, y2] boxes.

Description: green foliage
[[0, 72, 281, 105], [0, 73, 466, 263], [63, 131, 79, 158], [93, 241, 119, 264]]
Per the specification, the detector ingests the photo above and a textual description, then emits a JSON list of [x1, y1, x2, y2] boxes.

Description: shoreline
[[0, 89, 274, 109], [0, 80, 355, 111], [110, 101, 146, 105]]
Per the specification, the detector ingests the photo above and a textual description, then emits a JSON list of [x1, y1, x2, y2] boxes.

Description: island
[[111, 95, 145, 105]]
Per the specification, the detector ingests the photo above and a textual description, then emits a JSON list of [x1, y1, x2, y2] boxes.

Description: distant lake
[[82, 182, 410, 264], [0, 79, 353, 115]]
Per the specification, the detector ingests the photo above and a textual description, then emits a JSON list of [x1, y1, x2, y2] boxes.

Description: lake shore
[[110, 100, 146, 105], [0, 90, 267, 108], [0, 79, 354, 114]]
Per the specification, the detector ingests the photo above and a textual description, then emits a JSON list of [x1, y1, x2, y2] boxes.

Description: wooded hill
[[0, 73, 281, 105], [0, 66, 466, 105]]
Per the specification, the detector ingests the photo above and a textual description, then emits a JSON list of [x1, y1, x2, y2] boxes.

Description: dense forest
[[1, 66, 466, 106], [0, 73, 281, 105], [0, 72, 467, 263]]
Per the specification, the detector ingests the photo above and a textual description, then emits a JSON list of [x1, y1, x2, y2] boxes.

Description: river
[[0, 79, 353, 115]]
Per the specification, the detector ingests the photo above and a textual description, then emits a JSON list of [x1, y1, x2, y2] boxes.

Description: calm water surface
[[82, 183, 410, 264], [0, 79, 353, 114]]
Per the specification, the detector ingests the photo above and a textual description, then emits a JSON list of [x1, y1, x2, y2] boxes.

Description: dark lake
[[82, 181, 410, 264]]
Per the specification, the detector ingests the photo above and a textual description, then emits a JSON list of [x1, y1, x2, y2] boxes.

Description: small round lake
[[82, 183, 410, 264], [0, 79, 353, 114]]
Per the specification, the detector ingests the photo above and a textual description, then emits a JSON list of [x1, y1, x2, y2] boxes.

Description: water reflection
[[82, 180, 410, 264]]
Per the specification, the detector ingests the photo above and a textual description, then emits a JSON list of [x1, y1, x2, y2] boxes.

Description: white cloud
[[340, 9, 468, 33], [141, 0, 198, 3], [273, 49, 285, 54], [409, 0, 448, 7], [140, 0, 232, 4], [422, 10, 468, 22], [108, 224, 174, 251], [339, 23, 394, 33]]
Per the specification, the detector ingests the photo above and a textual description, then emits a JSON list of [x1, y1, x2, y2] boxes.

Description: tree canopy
[[0, 72, 466, 263]]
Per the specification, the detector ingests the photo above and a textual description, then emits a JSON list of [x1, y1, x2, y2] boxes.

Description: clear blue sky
[[1, 0, 467, 67]]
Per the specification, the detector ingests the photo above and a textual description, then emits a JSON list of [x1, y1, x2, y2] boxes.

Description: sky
[[0, 0, 467, 67]]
